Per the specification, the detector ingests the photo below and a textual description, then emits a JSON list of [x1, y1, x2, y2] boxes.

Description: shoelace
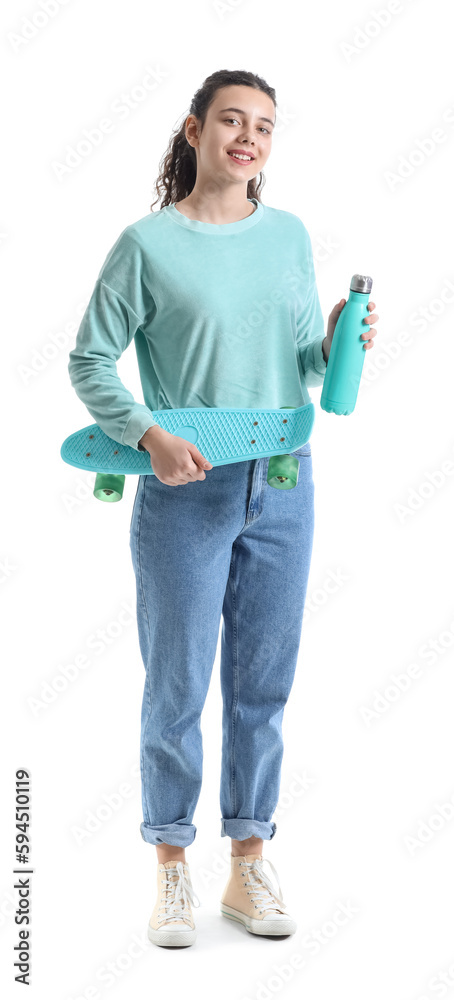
[[158, 861, 201, 926], [240, 857, 287, 915]]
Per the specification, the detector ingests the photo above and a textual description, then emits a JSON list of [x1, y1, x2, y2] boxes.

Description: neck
[[175, 183, 255, 224]]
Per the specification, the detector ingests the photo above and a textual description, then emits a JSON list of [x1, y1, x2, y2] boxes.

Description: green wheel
[[267, 454, 299, 490], [93, 473, 125, 502], [266, 404, 299, 489]]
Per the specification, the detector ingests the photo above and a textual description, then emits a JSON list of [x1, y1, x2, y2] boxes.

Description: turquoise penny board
[[61, 403, 315, 475]]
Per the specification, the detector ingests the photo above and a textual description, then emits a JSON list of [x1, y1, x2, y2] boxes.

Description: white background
[[2, 0, 454, 996]]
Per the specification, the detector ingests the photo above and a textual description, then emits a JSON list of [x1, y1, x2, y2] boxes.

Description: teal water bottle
[[320, 274, 373, 415]]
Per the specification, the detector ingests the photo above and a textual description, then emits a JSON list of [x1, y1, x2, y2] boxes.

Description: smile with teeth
[[228, 152, 253, 161]]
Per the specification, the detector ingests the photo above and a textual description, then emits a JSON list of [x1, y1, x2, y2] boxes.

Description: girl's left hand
[[324, 299, 379, 356]]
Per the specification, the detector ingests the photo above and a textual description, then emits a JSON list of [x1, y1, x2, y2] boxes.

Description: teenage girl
[[68, 68, 379, 948]]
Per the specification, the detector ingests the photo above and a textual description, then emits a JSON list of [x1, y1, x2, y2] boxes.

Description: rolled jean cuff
[[220, 818, 277, 840], [140, 821, 197, 847]]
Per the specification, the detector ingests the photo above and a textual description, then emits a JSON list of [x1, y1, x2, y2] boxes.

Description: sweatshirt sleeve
[[295, 228, 327, 388], [68, 228, 158, 450]]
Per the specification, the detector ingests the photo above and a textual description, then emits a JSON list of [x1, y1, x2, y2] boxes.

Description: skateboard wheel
[[267, 454, 299, 490], [93, 473, 125, 502]]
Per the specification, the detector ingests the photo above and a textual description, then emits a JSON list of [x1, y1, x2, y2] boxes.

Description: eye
[[224, 118, 270, 134]]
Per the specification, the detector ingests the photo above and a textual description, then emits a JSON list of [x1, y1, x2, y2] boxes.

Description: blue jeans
[[129, 443, 314, 848]]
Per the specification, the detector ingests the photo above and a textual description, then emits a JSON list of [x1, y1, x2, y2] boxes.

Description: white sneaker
[[148, 860, 200, 947]]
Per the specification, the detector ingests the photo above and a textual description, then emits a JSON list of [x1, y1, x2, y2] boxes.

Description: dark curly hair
[[150, 69, 276, 211]]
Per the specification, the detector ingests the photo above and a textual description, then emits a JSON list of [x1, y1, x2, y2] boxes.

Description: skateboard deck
[[61, 403, 315, 475]]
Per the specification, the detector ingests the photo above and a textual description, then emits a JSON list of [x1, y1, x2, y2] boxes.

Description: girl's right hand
[[139, 425, 213, 486]]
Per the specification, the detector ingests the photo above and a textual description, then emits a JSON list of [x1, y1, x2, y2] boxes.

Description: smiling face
[[185, 85, 276, 192]]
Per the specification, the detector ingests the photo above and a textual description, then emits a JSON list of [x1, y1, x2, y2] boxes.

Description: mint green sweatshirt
[[68, 197, 327, 451]]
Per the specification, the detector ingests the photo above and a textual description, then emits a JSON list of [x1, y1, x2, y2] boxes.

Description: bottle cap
[[350, 274, 373, 293]]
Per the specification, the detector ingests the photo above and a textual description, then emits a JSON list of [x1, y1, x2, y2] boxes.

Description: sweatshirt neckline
[[164, 198, 263, 235]]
